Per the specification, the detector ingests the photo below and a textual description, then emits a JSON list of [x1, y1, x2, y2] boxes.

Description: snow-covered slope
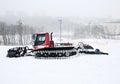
[[0, 39, 120, 84]]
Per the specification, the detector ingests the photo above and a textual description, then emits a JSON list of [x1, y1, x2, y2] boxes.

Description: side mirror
[[32, 34, 36, 41], [31, 34, 36, 46]]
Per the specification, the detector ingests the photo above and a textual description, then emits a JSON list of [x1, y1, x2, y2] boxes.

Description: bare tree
[[0, 22, 8, 45], [17, 20, 23, 45]]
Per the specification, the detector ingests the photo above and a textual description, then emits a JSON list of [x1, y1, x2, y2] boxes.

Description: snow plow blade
[[7, 47, 28, 57]]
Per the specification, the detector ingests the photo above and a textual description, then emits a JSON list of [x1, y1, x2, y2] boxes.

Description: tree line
[[0, 20, 42, 45], [73, 24, 120, 39], [0, 20, 120, 45]]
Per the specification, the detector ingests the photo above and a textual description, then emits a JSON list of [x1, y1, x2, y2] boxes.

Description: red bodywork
[[33, 32, 54, 50]]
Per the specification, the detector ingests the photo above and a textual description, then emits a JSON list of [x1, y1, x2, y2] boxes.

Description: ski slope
[[0, 39, 120, 84]]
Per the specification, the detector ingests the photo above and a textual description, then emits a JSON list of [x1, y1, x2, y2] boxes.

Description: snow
[[0, 39, 120, 84]]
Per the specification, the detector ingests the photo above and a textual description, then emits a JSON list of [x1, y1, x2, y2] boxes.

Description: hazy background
[[0, 0, 120, 18], [0, 0, 120, 45]]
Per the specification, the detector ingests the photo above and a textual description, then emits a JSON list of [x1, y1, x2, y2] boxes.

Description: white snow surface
[[0, 39, 120, 84]]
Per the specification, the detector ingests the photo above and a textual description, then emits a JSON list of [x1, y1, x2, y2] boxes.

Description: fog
[[0, 0, 120, 18], [0, 0, 120, 45]]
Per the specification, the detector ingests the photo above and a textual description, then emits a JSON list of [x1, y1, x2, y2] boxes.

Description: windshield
[[34, 34, 46, 46]]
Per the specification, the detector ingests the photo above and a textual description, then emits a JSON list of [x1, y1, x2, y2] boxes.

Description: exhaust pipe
[[51, 32, 53, 41]]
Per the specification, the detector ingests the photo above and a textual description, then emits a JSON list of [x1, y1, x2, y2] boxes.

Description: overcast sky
[[0, 0, 120, 18]]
